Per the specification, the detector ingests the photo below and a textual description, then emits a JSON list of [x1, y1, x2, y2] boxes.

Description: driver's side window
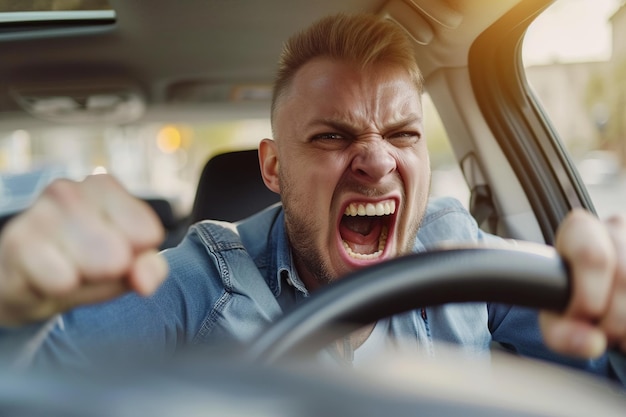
[[524, 0, 625, 219]]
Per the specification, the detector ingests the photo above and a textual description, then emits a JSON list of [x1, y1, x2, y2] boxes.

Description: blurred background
[[0, 0, 625, 222], [523, 0, 626, 219]]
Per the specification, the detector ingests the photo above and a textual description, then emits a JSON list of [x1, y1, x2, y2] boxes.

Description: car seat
[[161, 149, 280, 249], [189, 149, 280, 224]]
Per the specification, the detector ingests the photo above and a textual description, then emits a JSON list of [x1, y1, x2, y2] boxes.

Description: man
[[0, 14, 624, 380]]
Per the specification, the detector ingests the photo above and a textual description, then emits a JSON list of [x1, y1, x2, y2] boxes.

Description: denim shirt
[[4, 197, 622, 383]]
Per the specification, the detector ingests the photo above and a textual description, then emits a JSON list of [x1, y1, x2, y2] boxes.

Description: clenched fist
[[0, 175, 168, 326], [541, 209, 626, 358]]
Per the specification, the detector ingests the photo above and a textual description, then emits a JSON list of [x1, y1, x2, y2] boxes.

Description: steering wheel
[[248, 245, 570, 363], [4, 246, 625, 417], [243, 246, 626, 416]]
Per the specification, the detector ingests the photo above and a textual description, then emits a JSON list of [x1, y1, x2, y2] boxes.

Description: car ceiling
[[0, 0, 522, 127]]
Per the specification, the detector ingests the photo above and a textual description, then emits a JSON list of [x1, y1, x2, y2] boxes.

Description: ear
[[259, 138, 280, 194]]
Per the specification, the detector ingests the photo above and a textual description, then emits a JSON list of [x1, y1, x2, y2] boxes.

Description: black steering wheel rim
[[248, 246, 570, 363]]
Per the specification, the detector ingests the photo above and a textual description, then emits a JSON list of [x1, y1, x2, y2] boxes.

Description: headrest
[[189, 149, 280, 223]]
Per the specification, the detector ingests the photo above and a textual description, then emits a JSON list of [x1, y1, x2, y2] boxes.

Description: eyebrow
[[383, 114, 423, 131], [308, 114, 423, 133]]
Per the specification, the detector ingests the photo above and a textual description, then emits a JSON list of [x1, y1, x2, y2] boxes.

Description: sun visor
[[9, 79, 145, 124]]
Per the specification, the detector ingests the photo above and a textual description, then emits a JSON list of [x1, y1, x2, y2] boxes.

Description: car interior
[[1, 0, 625, 414], [169, 148, 281, 248], [0, 0, 578, 248]]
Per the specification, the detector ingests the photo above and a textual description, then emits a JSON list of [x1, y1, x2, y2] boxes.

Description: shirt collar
[[268, 210, 309, 298]]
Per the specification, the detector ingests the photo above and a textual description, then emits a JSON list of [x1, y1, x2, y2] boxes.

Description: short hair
[[271, 13, 424, 125]]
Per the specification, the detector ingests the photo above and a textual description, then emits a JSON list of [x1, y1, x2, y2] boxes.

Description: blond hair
[[271, 13, 423, 123]]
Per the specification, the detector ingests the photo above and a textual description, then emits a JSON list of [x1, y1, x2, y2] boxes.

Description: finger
[[35, 180, 134, 282], [126, 250, 169, 296], [598, 215, 626, 347], [15, 230, 79, 297], [555, 209, 615, 320], [0, 177, 163, 326], [0, 215, 130, 325], [0, 213, 78, 302], [539, 311, 607, 358], [82, 175, 165, 251], [0, 211, 60, 325]]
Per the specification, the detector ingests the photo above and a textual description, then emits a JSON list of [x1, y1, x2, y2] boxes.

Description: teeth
[[341, 200, 395, 260], [344, 200, 396, 217], [342, 226, 388, 260]]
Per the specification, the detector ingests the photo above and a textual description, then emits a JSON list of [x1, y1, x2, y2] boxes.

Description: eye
[[386, 131, 421, 146], [310, 132, 352, 150], [312, 133, 345, 141], [310, 132, 351, 151]]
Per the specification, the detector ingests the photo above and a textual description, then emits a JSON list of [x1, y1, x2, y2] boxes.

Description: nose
[[350, 139, 397, 183]]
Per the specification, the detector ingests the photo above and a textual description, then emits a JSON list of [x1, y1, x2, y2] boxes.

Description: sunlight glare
[[523, 0, 621, 65]]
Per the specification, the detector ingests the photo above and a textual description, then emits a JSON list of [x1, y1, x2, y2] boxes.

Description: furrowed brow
[[307, 118, 358, 133], [384, 114, 423, 131], [308, 114, 422, 133]]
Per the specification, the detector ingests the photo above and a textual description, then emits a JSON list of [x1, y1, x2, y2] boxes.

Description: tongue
[[339, 216, 383, 254]]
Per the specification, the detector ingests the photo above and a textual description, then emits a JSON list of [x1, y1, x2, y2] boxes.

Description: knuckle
[[572, 243, 613, 271], [121, 200, 166, 248], [83, 173, 122, 191], [573, 295, 605, 318], [81, 231, 133, 280], [41, 178, 80, 203]]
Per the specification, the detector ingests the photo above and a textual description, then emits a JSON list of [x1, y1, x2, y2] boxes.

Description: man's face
[[262, 57, 430, 290]]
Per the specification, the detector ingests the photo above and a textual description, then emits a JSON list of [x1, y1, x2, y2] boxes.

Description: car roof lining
[[0, 0, 522, 124]]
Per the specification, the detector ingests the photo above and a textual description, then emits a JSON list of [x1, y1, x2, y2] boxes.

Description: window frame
[[468, 0, 595, 245]]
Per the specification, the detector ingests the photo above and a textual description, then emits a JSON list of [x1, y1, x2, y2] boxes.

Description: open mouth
[[338, 199, 396, 261]]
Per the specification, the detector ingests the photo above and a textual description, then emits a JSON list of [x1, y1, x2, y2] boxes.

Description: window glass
[[523, 0, 625, 219]]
